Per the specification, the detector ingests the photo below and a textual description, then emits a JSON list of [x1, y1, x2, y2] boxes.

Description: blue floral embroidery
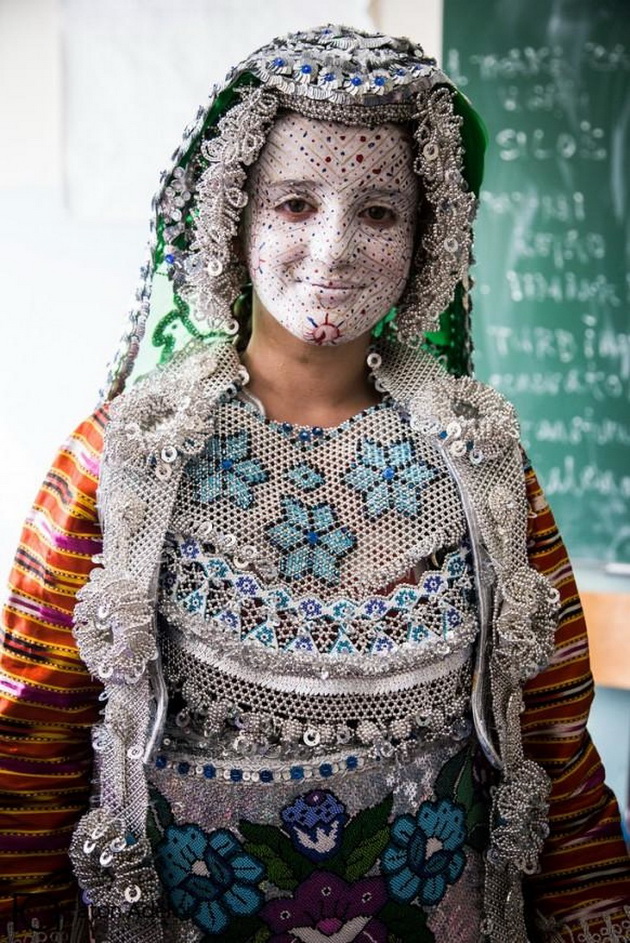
[[188, 430, 268, 509], [155, 824, 265, 934], [286, 462, 324, 492], [280, 790, 348, 862], [381, 798, 467, 906], [345, 438, 437, 518], [180, 537, 200, 559], [266, 497, 356, 584]]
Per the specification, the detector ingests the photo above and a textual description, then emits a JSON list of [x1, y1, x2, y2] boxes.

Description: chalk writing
[[480, 190, 586, 223], [544, 457, 630, 499], [496, 125, 606, 161], [520, 416, 630, 447], [505, 271, 620, 305], [488, 371, 627, 402]]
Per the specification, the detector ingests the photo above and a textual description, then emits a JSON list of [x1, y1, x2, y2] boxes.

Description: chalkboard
[[443, 0, 630, 565]]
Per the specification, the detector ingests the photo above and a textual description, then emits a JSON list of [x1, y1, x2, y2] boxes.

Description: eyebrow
[[265, 179, 410, 200]]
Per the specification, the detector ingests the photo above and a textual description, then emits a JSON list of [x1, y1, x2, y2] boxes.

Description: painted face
[[243, 113, 418, 345]]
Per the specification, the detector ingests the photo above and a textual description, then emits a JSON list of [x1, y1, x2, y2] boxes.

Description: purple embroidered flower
[[261, 871, 388, 943], [280, 791, 347, 862]]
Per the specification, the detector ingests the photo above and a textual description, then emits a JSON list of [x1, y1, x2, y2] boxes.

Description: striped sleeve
[[521, 461, 630, 941], [0, 411, 106, 941]]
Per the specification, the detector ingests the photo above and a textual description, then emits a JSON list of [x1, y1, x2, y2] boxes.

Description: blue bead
[[306, 531, 319, 545], [438, 430, 448, 439], [273, 57, 285, 67], [323, 72, 335, 82], [346, 756, 358, 770], [177, 761, 190, 775], [374, 76, 386, 86], [230, 768, 243, 782], [299, 429, 311, 442], [260, 770, 273, 783], [165, 253, 175, 264], [290, 766, 305, 780], [351, 76, 362, 86], [155, 755, 167, 769], [381, 466, 395, 481], [282, 422, 293, 433], [312, 426, 323, 437], [301, 64, 312, 74], [319, 763, 333, 778], [203, 764, 216, 779], [221, 458, 234, 470]]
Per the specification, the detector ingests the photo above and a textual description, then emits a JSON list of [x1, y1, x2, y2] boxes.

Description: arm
[[0, 411, 107, 941], [521, 461, 630, 941]]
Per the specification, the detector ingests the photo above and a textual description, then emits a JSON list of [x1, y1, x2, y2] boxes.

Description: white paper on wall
[[61, 0, 371, 221]]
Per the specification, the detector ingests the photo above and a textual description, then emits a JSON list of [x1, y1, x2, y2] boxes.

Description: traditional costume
[[1, 25, 628, 943]]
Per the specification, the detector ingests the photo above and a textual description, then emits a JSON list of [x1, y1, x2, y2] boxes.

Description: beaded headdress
[[103, 24, 487, 399]]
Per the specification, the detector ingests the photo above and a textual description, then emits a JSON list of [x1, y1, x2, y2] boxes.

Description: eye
[[276, 197, 315, 219], [360, 205, 397, 225]]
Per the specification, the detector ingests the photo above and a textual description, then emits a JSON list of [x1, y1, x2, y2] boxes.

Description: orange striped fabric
[[0, 412, 105, 940], [522, 461, 630, 939]]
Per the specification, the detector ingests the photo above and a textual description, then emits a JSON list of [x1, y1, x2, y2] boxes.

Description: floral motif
[[261, 871, 388, 943], [381, 798, 467, 906], [280, 790, 348, 862], [286, 462, 325, 492], [188, 429, 268, 509], [267, 497, 356, 584], [345, 439, 437, 518], [155, 824, 265, 934]]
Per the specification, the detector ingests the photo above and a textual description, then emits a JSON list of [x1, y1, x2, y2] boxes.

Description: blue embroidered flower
[[182, 589, 205, 615], [345, 439, 437, 518], [286, 462, 324, 492], [266, 497, 356, 584], [188, 430, 268, 509], [155, 824, 265, 935], [299, 597, 324, 620], [381, 798, 467, 906], [234, 575, 261, 597], [280, 790, 348, 862], [180, 537, 200, 559]]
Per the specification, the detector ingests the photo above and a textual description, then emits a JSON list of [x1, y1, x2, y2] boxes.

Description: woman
[[1, 24, 629, 943]]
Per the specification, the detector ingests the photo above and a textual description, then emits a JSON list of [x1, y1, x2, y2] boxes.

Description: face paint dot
[[356, 154, 364, 163], [360, 135, 367, 142], [325, 156, 331, 162]]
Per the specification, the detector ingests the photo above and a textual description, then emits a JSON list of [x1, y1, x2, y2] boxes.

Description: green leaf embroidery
[[434, 745, 470, 803], [341, 793, 394, 857], [148, 786, 174, 832], [344, 826, 390, 882], [243, 842, 298, 891], [380, 900, 435, 943], [203, 915, 266, 943], [239, 820, 314, 885]]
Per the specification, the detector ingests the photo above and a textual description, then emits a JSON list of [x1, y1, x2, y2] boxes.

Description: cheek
[[359, 222, 416, 279], [246, 213, 306, 271]]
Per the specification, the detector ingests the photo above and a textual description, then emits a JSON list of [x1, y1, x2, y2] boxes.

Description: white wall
[[0, 0, 442, 581]]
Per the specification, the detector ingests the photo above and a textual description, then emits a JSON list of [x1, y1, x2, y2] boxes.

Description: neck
[[241, 310, 380, 427]]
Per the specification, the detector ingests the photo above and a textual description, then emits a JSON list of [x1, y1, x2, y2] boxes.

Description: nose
[[309, 205, 357, 269]]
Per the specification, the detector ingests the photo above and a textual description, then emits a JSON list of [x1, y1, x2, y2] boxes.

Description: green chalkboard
[[443, 0, 630, 564]]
